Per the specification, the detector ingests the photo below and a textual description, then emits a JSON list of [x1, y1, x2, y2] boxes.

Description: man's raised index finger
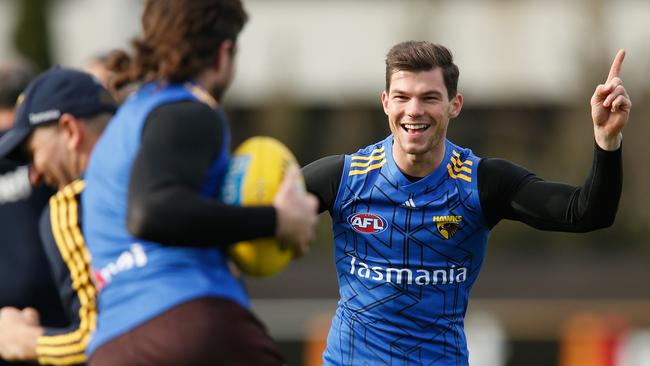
[[607, 49, 626, 82]]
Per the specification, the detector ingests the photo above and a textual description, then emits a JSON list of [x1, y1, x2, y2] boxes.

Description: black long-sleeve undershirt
[[127, 98, 622, 246], [127, 100, 276, 247], [303, 143, 622, 232]]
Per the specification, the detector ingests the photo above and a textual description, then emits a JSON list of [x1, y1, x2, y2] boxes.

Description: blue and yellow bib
[[325, 135, 489, 366]]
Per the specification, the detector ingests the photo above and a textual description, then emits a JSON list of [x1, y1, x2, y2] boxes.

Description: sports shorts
[[90, 297, 286, 366]]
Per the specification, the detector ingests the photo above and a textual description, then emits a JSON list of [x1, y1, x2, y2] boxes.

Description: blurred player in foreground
[[82, 0, 318, 365], [0, 68, 117, 364], [303, 41, 630, 365]]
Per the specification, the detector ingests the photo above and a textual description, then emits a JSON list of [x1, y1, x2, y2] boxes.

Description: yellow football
[[221, 136, 302, 277]]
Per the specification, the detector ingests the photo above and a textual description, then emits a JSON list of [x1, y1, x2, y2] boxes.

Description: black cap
[[0, 67, 117, 162]]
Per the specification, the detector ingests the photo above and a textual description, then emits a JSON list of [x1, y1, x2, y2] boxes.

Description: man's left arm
[[479, 144, 621, 232]]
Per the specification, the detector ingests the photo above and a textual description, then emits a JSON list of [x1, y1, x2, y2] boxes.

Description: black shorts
[[90, 297, 286, 366]]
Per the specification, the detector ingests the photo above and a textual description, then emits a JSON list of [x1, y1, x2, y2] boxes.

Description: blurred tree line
[[12, 0, 648, 254], [228, 0, 649, 255], [12, 0, 52, 70], [227, 91, 649, 254]]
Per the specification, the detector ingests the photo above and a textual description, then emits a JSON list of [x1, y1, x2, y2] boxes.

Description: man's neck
[[77, 137, 100, 177], [392, 143, 445, 178]]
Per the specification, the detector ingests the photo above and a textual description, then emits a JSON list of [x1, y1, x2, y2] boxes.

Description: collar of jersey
[[383, 135, 452, 193]]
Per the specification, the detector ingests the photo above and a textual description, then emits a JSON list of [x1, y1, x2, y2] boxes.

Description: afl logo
[[348, 213, 388, 234]]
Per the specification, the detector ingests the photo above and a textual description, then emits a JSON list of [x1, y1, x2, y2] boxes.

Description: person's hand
[[591, 49, 632, 151], [273, 166, 319, 258], [19, 307, 40, 326], [0, 307, 43, 361]]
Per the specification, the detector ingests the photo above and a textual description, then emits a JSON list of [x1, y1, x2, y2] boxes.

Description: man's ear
[[381, 90, 390, 116], [213, 39, 235, 74], [449, 93, 463, 118], [58, 113, 84, 151]]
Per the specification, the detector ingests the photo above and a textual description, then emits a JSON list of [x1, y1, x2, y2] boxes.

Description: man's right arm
[[127, 101, 318, 253], [302, 154, 344, 214], [38, 190, 94, 365], [0, 196, 95, 365], [127, 101, 276, 247]]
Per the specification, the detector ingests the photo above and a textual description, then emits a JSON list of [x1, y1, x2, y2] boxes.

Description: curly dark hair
[[109, 0, 248, 90], [385, 41, 459, 99]]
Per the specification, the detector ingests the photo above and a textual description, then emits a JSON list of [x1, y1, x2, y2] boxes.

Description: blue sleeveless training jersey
[[82, 83, 247, 355], [324, 135, 490, 366]]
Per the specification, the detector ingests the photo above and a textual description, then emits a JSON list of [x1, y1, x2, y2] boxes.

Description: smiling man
[[302, 41, 630, 365], [0, 67, 117, 365]]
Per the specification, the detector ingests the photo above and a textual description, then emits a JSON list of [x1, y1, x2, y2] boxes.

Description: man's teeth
[[403, 124, 428, 130]]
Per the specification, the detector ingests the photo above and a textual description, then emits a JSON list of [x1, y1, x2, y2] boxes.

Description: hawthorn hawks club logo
[[348, 213, 388, 234], [433, 215, 462, 240]]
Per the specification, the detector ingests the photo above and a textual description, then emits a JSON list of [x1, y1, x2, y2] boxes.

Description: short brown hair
[[109, 0, 248, 90], [385, 41, 459, 99]]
